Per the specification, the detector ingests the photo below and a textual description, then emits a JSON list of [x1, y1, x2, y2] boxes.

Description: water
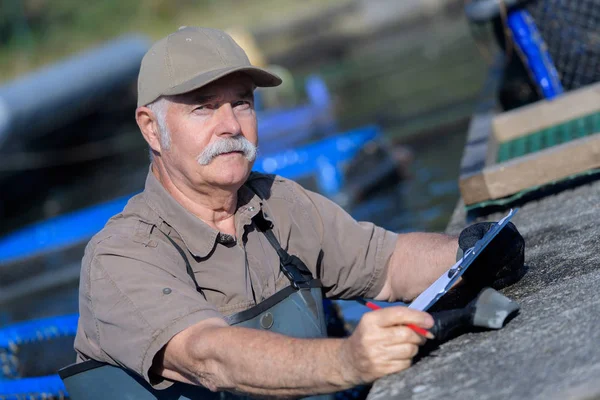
[[349, 130, 466, 233], [339, 128, 466, 322], [291, 17, 482, 323]]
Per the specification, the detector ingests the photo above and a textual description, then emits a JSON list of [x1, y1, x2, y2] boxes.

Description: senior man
[[69, 27, 524, 399]]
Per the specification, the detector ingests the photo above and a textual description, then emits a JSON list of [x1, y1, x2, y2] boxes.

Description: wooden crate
[[459, 82, 600, 207]]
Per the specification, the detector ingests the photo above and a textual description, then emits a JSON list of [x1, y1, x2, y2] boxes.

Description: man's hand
[[338, 307, 433, 385], [459, 221, 525, 289]]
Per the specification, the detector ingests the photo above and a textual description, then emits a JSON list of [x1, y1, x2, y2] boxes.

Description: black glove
[[458, 221, 525, 289]]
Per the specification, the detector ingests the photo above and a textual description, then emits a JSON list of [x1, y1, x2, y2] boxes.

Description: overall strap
[[258, 225, 315, 290], [244, 177, 318, 290]]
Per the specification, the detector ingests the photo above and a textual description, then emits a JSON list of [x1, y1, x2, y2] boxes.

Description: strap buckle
[[280, 254, 313, 290], [258, 224, 316, 290]]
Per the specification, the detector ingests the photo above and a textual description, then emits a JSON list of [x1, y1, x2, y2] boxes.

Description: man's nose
[[214, 103, 242, 136]]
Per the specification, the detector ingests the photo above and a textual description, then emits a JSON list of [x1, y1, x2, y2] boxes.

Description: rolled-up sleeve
[[290, 181, 398, 300], [78, 235, 223, 388]]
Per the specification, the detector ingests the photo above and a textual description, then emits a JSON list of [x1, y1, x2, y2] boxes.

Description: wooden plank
[[462, 133, 600, 205], [492, 82, 600, 142], [459, 171, 491, 205]]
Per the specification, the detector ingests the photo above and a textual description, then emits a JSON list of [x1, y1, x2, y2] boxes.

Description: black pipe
[[430, 287, 520, 342]]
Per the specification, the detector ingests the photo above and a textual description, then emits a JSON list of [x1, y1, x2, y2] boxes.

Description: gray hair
[[146, 97, 171, 159]]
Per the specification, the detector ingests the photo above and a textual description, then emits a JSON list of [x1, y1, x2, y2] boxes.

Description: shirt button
[[162, 288, 172, 295]]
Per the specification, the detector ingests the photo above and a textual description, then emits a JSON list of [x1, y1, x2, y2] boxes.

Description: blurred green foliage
[[0, 0, 205, 80], [0, 0, 205, 43], [0, 0, 343, 81]]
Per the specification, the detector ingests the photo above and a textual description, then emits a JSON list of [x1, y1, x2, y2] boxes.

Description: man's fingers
[[363, 306, 434, 329], [384, 343, 420, 360], [381, 325, 427, 345]]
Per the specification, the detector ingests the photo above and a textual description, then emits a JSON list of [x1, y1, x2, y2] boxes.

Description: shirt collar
[[143, 169, 263, 258]]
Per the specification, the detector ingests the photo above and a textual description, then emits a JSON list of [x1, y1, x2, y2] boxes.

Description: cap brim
[[162, 65, 282, 99]]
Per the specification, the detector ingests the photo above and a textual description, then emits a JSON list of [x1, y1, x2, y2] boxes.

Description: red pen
[[355, 299, 434, 339]]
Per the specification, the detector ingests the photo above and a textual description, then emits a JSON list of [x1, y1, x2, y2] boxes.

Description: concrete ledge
[[368, 179, 600, 399]]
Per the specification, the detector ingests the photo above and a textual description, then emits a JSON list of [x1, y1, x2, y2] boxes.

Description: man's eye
[[234, 101, 251, 108]]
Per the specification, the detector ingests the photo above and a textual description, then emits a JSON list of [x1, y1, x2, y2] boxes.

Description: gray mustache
[[196, 136, 257, 166]]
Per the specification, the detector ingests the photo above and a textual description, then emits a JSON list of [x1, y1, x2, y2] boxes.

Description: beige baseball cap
[[137, 27, 282, 107]]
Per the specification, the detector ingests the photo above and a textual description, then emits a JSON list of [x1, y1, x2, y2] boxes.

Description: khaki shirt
[[74, 170, 398, 387]]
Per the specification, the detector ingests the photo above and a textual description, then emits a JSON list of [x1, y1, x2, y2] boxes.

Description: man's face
[[160, 73, 258, 190]]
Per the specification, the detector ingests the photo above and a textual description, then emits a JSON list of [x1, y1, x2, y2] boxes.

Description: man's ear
[[136, 106, 163, 154]]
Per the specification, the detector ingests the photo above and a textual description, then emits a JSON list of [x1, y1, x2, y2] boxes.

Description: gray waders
[[60, 218, 335, 400]]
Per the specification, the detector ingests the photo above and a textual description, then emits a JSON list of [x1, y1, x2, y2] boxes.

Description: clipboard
[[408, 209, 519, 311]]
